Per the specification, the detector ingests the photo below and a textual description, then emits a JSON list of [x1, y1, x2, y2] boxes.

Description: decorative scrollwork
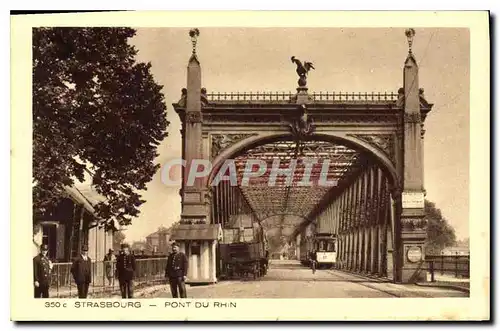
[[180, 218, 206, 225], [186, 112, 202, 123], [400, 217, 427, 231], [350, 134, 396, 164], [175, 87, 209, 108], [420, 123, 426, 139], [211, 133, 257, 159], [404, 112, 422, 123]]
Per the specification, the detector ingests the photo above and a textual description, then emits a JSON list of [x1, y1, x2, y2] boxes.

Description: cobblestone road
[[135, 260, 468, 299]]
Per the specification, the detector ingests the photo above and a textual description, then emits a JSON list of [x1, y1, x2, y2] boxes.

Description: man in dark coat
[[309, 249, 317, 274], [71, 245, 92, 298], [33, 244, 53, 298], [165, 242, 188, 298], [115, 243, 136, 298]]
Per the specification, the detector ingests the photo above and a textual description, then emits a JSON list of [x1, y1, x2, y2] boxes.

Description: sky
[[122, 28, 469, 242]]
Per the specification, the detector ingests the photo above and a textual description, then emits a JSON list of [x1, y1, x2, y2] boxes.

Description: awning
[[63, 185, 96, 216], [170, 223, 222, 241], [63, 185, 119, 231]]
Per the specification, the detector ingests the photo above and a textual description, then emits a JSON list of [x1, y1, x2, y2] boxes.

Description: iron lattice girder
[[231, 140, 360, 186], [228, 139, 365, 228]]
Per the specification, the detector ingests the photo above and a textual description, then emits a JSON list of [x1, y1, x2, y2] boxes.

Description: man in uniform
[[115, 243, 136, 298], [33, 244, 53, 298], [165, 242, 188, 298], [71, 245, 92, 298]]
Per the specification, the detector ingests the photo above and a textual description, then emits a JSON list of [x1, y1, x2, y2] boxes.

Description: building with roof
[[33, 170, 119, 262], [145, 227, 171, 255]]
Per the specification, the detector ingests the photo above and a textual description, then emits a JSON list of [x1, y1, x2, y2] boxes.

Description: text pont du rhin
[[165, 301, 237, 309]]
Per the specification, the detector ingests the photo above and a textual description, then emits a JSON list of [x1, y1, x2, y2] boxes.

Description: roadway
[[138, 259, 468, 298]]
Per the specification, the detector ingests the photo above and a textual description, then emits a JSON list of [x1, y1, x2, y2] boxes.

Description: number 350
[[44, 302, 62, 308]]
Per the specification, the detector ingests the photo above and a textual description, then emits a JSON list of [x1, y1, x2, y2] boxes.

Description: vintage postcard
[[11, 11, 489, 321]]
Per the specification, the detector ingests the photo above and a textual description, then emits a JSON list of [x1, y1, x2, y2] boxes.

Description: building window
[[191, 242, 201, 255], [41, 223, 57, 260]]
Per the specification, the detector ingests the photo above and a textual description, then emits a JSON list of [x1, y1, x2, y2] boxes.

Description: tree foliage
[[130, 240, 152, 253], [456, 238, 469, 248], [33, 27, 169, 226], [112, 230, 126, 251], [425, 200, 457, 254]]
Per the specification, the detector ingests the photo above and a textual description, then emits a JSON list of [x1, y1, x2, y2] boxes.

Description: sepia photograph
[[11, 11, 489, 321]]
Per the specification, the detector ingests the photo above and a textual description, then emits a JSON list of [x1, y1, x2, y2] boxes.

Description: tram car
[[300, 233, 338, 268], [219, 223, 269, 279]]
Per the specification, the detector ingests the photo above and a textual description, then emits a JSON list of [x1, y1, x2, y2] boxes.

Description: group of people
[[33, 241, 190, 299]]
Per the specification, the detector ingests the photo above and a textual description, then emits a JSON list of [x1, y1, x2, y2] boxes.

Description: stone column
[[181, 53, 208, 224], [202, 241, 210, 280], [397, 40, 427, 283]]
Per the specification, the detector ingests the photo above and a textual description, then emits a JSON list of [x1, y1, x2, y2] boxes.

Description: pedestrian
[[103, 249, 115, 287], [309, 249, 317, 274], [165, 242, 188, 298], [33, 244, 53, 298], [115, 243, 136, 298], [70, 245, 92, 298]]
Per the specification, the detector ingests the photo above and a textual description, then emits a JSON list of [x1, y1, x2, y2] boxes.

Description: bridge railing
[[207, 92, 294, 102], [311, 91, 399, 102], [425, 254, 470, 281], [45, 257, 167, 298], [206, 91, 399, 103]]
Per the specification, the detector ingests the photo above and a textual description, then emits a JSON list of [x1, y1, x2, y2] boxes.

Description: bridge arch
[[208, 132, 399, 188]]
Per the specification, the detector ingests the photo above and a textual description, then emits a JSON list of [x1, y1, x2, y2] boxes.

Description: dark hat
[[171, 241, 179, 247], [81, 245, 89, 252], [108, 248, 114, 253], [40, 244, 49, 251]]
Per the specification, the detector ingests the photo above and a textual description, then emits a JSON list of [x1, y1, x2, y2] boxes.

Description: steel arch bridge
[[171, 29, 433, 284]]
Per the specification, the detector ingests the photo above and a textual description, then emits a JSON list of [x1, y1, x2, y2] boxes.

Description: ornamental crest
[[211, 133, 257, 159], [350, 134, 396, 164]]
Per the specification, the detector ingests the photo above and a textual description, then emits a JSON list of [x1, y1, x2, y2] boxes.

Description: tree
[[425, 200, 457, 254], [157, 225, 169, 234], [456, 238, 469, 248], [113, 230, 126, 251], [33, 28, 169, 227], [131, 240, 152, 253]]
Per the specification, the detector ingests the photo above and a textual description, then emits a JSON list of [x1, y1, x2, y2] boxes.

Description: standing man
[[309, 249, 317, 274], [115, 243, 136, 298], [33, 244, 53, 298], [165, 242, 188, 298], [71, 245, 92, 298], [103, 249, 115, 287]]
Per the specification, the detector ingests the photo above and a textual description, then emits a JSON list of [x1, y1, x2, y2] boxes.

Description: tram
[[300, 232, 337, 268]]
